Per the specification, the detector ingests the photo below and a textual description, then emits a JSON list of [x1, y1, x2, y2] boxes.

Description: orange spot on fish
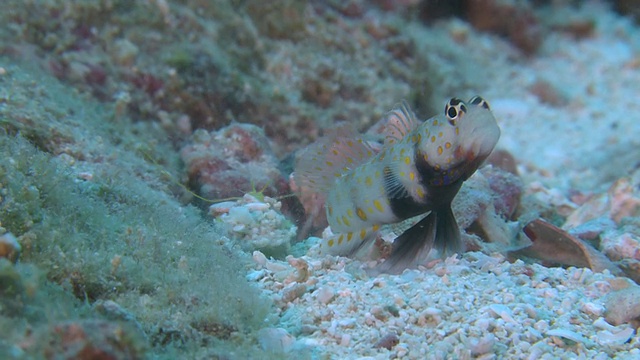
[[374, 200, 384, 212], [365, 176, 373, 186], [356, 208, 367, 221]]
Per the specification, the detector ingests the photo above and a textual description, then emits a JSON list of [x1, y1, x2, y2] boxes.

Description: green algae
[[0, 59, 274, 358]]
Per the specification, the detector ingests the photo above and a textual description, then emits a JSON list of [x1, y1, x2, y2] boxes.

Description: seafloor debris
[[561, 175, 640, 281], [515, 219, 623, 275], [209, 194, 296, 257], [564, 177, 640, 229]]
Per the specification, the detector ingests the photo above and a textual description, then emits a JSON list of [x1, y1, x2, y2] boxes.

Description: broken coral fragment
[[211, 194, 296, 257], [514, 219, 622, 275]]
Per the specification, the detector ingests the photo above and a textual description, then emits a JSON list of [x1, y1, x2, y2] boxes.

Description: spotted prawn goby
[[294, 97, 501, 274]]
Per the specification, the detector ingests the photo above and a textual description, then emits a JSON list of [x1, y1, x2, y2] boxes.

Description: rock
[[257, 327, 295, 353], [465, 0, 542, 55], [40, 320, 147, 359], [603, 281, 640, 326], [181, 124, 289, 203], [0, 232, 20, 263], [214, 194, 296, 257], [374, 333, 399, 350]]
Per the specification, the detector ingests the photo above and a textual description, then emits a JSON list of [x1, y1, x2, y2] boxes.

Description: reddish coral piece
[[482, 165, 523, 219], [465, 0, 542, 55], [131, 72, 164, 96], [84, 64, 107, 87], [42, 320, 146, 360]]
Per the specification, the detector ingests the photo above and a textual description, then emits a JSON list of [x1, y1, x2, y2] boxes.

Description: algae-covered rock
[[0, 60, 273, 358]]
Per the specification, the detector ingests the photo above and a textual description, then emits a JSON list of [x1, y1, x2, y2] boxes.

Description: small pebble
[[582, 302, 605, 317], [316, 286, 335, 304], [603, 284, 640, 326], [252, 251, 268, 267], [598, 327, 635, 346], [374, 333, 399, 350], [257, 328, 295, 353], [546, 329, 591, 346], [209, 201, 235, 216]]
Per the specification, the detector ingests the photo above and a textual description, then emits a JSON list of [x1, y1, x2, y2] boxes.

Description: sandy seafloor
[[248, 3, 640, 359], [1, 0, 640, 359]]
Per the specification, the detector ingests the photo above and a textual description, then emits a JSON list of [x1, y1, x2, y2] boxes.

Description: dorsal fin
[[383, 101, 420, 146], [294, 134, 377, 193]]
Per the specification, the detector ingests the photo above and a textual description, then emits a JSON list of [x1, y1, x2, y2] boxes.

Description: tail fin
[[374, 206, 462, 274]]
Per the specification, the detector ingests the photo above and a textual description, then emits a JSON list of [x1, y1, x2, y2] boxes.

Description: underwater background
[[0, 0, 640, 358]]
